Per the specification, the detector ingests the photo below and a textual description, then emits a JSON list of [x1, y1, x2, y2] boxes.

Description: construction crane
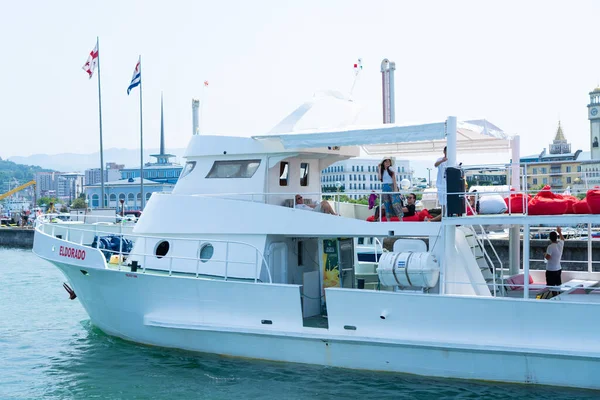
[[0, 180, 36, 201]]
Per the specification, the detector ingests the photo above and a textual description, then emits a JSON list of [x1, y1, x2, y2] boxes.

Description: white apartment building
[[84, 167, 121, 186], [321, 158, 412, 199]]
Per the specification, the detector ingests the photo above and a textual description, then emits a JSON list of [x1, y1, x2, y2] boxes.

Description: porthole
[[155, 241, 170, 259], [199, 243, 214, 263]]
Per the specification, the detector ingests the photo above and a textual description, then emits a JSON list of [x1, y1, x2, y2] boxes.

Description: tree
[[37, 196, 58, 207], [71, 198, 87, 209]]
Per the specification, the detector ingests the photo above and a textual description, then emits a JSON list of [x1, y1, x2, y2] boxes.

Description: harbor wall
[[384, 238, 600, 272], [0, 228, 34, 249]]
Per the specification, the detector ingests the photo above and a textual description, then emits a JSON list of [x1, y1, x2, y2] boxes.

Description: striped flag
[[127, 57, 141, 95], [82, 43, 98, 79]]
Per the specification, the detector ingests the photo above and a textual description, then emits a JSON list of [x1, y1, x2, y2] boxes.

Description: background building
[[321, 158, 412, 200], [520, 122, 583, 190], [119, 96, 182, 184], [579, 87, 600, 189], [84, 165, 121, 186], [85, 178, 175, 210]]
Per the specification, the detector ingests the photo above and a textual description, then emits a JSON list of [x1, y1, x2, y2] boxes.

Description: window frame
[[279, 162, 289, 186], [300, 162, 309, 186], [206, 159, 261, 179]]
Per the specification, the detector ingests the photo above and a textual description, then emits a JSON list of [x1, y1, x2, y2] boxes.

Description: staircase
[[458, 226, 498, 294]]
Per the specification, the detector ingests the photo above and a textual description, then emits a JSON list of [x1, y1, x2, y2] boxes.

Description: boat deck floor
[[303, 315, 329, 329]]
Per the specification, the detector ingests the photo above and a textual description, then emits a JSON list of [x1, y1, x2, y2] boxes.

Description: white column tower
[[588, 87, 600, 159]]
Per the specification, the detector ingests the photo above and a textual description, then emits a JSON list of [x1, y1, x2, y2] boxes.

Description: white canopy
[[254, 119, 512, 157]]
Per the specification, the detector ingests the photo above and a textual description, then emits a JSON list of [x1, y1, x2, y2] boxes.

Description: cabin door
[[268, 242, 288, 284], [338, 238, 355, 288]]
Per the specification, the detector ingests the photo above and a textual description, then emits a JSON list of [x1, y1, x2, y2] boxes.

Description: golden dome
[[593, 87, 600, 93]]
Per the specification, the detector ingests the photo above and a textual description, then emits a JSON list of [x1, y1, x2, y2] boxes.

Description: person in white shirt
[[427, 147, 448, 222], [435, 146, 448, 207], [545, 226, 564, 293], [294, 194, 337, 215]]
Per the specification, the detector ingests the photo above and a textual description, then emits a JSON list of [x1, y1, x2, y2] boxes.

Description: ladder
[[458, 226, 498, 295]]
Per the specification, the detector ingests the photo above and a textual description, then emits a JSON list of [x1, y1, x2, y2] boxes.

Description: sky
[[1, 0, 600, 175]]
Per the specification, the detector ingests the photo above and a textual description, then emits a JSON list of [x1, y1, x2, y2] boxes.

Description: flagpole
[[139, 56, 145, 211], [96, 36, 105, 207]]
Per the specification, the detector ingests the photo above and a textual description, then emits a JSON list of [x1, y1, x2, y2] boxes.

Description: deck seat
[[505, 273, 546, 295]]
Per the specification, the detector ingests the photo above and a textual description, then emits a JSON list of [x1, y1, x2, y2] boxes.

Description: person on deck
[[426, 147, 448, 222], [435, 146, 448, 210], [295, 195, 337, 215], [378, 157, 403, 219], [545, 226, 564, 295], [402, 193, 417, 217]]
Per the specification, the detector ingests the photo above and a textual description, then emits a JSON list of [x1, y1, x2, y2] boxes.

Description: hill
[[8, 147, 187, 173], [0, 157, 54, 193]]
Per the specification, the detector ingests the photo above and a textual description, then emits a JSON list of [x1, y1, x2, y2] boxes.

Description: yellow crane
[[0, 180, 36, 201]]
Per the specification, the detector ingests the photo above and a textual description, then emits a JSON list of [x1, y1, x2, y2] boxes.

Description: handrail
[[35, 221, 272, 284]]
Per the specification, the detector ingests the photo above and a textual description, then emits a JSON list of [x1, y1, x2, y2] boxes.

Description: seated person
[[402, 193, 417, 217], [466, 190, 479, 215], [295, 194, 337, 215]]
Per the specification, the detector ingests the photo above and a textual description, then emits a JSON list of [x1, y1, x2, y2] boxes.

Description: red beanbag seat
[[587, 189, 600, 214], [563, 195, 578, 214], [528, 196, 569, 215], [504, 193, 531, 214], [536, 185, 561, 199], [573, 198, 591, 214], [403, 209, 433, 222], [366, 215, 401, 222], [402, 214, 420, 221]]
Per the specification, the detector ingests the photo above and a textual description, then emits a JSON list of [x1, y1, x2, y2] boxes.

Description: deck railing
[[36, 218, 272, 284]]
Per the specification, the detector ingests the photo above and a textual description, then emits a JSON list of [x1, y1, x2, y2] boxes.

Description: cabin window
[[179, 161, 196, 179], [206, 159, 261, 179], [199, 243, 214, 263], [155, 241, 170, 258], [300, 163, 309, 186], [279, 162, 289, 186]]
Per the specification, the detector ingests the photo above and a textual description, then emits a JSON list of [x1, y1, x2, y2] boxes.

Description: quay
[[0, 227, 34, 248]]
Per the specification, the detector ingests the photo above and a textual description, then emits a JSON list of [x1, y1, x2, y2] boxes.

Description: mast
[[96, 37, 105, 206], [139, 56, 145, 210]]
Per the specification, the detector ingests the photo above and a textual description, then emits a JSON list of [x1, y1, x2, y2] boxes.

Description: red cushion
[[402, 215, 420, 221], [418, 209, 432, 221], [563, 195, 578, 214], [366, 215, 376, 222], [573, 198, 591, 214], [528, 196, 569, 215], [507, 274, 534, 290], [504, 193, 531, 214], [587, 189, 600, 214]]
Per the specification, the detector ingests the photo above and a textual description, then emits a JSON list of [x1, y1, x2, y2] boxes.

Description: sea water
[[0, 248, 597, 399]]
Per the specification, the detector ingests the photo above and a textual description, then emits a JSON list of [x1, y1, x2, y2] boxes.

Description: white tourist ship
[[33, 98, 600, 390]]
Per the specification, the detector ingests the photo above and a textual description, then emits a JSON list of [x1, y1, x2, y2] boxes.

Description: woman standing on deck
[[378, 157, 403, 219]]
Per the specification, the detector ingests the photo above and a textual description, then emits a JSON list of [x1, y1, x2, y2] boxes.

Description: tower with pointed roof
[[549, 121, 571, 154], [149, 93, 176, 165], [589, 86, 600, 160]]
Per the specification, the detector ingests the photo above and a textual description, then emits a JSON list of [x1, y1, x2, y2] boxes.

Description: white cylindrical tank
[[192, 99, 200, 135], [377, 252, 439, 288]]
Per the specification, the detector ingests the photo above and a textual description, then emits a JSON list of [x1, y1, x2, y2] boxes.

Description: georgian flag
[[127, 57, 141, 95], [82, 44, 98, 79]]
